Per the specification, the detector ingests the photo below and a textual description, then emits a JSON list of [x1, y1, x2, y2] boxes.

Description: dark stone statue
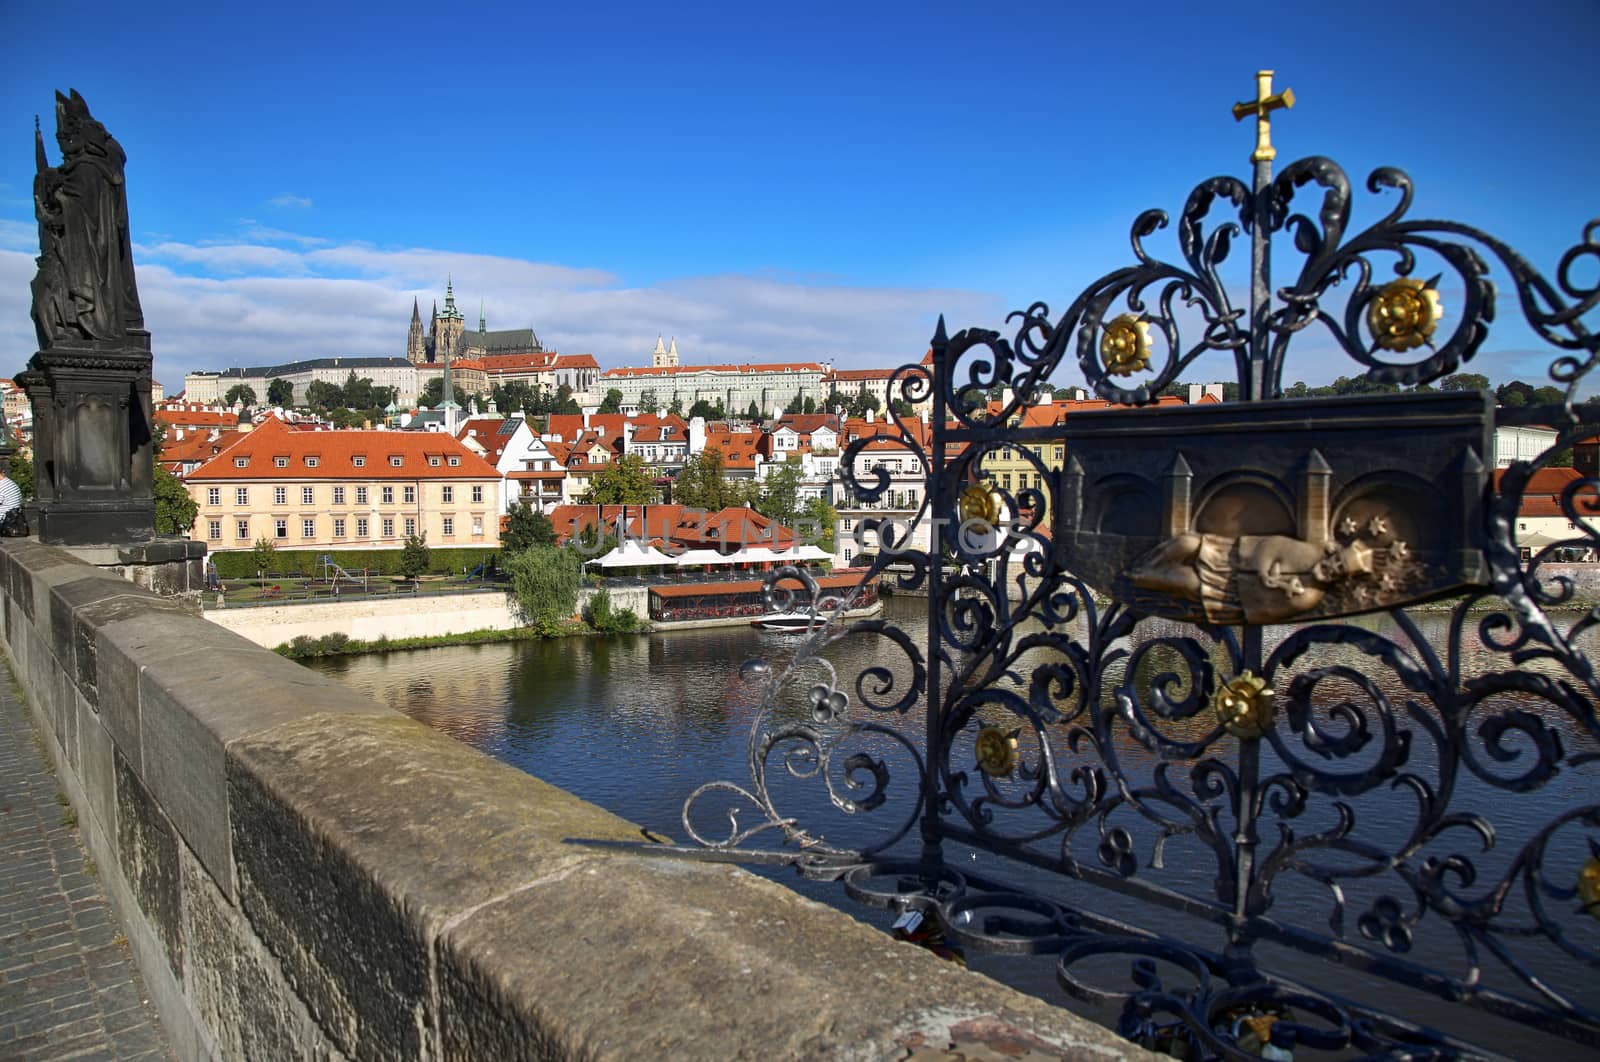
[[20, 90, 156, 546], [31, 90, 145, 349]]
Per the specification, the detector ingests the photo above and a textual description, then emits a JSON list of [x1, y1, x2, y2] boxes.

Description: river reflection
[[310, 595, 1599, 1056]]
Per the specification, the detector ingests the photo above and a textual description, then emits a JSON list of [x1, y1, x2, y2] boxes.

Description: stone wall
[[0, 538, 1146, 1060], [206, 590, 520, 648]]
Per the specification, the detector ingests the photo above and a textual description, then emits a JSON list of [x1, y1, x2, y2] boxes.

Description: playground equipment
[[317, 554, 369, 594]]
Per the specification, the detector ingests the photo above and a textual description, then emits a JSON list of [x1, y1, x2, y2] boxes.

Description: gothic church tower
[[434, 277, 466, 365], [405, 297, 426, 364]]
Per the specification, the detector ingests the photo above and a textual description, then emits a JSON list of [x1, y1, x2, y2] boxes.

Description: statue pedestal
[[18, 337, 157, 547], [61, 537, 207, 599]]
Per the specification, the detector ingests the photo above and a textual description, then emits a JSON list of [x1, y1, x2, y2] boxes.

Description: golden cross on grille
[[1232, 70, 1295, 164]]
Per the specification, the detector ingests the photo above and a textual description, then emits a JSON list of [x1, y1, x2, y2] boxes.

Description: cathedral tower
[[405, 297, 425, 364], [652, 335, 679, 368], [434, 276, 465, 366]]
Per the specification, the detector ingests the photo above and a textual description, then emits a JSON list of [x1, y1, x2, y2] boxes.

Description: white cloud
[[0, 235, 1000, 392], [268, 194, 313, 209], [0, 227, 1590, 400]]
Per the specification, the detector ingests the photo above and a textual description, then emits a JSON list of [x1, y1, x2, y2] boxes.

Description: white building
[[1495, 424, 1559, 468], [599, 346, 827, 418], [455, 415, 569, 515], [185, 356, 421, 407]]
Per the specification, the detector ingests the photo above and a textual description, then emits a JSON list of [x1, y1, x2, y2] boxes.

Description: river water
[[308, 595, 1599, 1056]]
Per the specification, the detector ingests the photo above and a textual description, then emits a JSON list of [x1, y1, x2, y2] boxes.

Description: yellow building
[[185, 417, 501, 552]]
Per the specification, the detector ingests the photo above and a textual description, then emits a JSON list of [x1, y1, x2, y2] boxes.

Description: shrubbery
[[585, 589, 642, 633], [212, 547, 496, 579]]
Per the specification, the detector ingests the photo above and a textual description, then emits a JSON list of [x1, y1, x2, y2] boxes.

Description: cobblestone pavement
[[0, 674, 173, 1060]]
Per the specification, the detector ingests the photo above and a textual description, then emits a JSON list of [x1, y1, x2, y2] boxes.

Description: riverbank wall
[[0, 537, 1146, 1059], [206, 584, 653, 649]]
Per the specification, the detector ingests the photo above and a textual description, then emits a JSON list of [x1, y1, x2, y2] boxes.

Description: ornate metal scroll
[[593, 72, 1600, 1059]]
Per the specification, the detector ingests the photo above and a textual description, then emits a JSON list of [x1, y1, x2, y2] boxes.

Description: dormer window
[[234, 457, 249, 468], [429, 456, 441, 467], [353, 456, 366, 467], [274, 456, 289, 468], [389, 455, 403, 467], [448, 456, 460, 467], [305, 456, 320, 468]]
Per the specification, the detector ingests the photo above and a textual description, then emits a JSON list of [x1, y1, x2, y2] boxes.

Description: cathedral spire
[[479, 298, 486, 333]]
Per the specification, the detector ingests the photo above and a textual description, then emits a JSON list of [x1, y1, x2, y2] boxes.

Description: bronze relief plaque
[[1053, 391, 1494, 624]]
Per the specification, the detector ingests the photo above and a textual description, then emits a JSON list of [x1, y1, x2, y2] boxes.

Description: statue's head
[[53, 89, 111, 161]]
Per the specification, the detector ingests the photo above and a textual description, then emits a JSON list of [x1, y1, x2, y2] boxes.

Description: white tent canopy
[[588, 540, 679, 568], [672, 545, 832, 566]]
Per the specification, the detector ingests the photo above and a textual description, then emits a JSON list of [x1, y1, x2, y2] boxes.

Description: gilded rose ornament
[[1214, 671, 1276, 739], [958, 483, 1000, 527], [1100, 313, 1153, 376], [974, 726, 1020, 777], [1580, 851, 1600, 919], [1367, 277, 1443, 353]]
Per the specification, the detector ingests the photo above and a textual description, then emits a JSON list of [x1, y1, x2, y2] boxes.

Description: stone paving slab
[[0, 666, 173, 1061]]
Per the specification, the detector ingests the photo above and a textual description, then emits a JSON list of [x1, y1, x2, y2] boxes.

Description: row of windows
[[206, 515, 484, 541], [237, 454, 464, 470], [206, 485, 484, 506]]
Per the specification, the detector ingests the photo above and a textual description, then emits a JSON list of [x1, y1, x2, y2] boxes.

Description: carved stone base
[[56, 535, 206, 599], [30, 498, 158, 547]]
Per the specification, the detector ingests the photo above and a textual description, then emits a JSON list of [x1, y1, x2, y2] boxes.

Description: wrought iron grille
[[593, 73, 1600, 1059]]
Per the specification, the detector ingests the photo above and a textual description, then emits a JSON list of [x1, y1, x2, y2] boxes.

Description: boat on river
[[651, 571, 881, 630]]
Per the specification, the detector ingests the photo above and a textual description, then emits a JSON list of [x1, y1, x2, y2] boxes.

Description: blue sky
[[2, 1, 1596, 395]]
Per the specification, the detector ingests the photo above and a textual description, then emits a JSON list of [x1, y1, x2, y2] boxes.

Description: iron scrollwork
[[646, 76, 1600, 1059]]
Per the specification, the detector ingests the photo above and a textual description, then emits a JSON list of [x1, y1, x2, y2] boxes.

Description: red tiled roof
[[548, 504, 797, 549], [601, 362, 826, 378], [455, 417, 514, 463], [156, 408, 240, 430], [1493, 466, 1586, 518], [824, 368, 897, 381], [186, 417, 499, 481]]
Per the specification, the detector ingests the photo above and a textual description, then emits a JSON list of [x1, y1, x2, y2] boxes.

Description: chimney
[[1001, 387, 1014, 407], [582, 412, 591, 429], [1188, 383, 1202, 405], [1206, 383, 1224, 401], [1074, 388, 1087, 401], [174, 427, 184, 440], [866, 408, 876, 424]]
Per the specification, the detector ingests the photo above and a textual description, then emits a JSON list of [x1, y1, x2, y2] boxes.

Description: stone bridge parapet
[[0, 538, 1147, 1060]]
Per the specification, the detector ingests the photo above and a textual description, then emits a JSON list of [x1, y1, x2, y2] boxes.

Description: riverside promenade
[[0, 668, 172, 1060]]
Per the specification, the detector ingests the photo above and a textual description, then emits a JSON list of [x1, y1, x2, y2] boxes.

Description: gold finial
[[1232, 70, 1295, 164]]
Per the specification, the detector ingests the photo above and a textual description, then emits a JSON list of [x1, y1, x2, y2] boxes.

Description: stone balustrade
[[0, 538, 1147, 1060]]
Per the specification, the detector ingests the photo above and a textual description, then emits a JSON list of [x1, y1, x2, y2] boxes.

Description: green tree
[[343, 371, 377, 410], [688, 398, 725, 420], [154, 465, 198, 535], [802, 394, 816, 415], [891, 399, 914, 417], [746, 400, 762, 421], [800, 495, 836, 552], [399, 533, 430, 580], [267, 378, 294, 407], [1496, 380, 1536, 407], [638, 388, 659, 413], [757, 461, 804, 529], [502, 499, 555, 552], [224, 383, 257, 407], [672, 448, 735, 510], [421, 377, 468, 409], [784, 393, 803, 414], [585, 454, 657, 505], [504, 545, 582, 634], [667, 396, 685, 417], [554, 384, 581, 414], [598, 388, 624, 414], [7, 450, 34, 500], [1438, 372, 1491, 393], [305, 379, 345, 411], [251, 535, 277, 576], [1531, 385, 1566, 406]]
